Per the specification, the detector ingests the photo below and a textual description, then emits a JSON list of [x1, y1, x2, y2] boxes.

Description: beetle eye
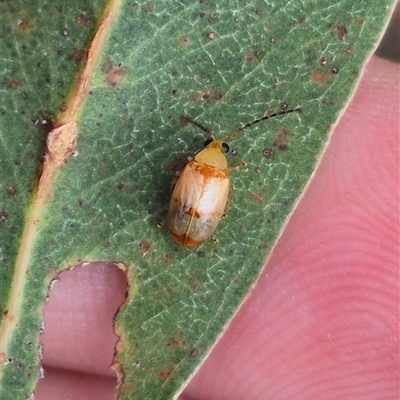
[[222, 142, 229, 153], [204, 138, 213, 147]]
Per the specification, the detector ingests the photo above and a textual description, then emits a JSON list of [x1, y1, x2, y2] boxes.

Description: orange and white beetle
[[167, 108, 300, 248]]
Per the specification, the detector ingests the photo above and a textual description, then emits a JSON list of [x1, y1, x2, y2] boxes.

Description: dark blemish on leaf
[[22, 92, 28, 100], [331, 67, 339, 75], [246, 50, 260, 64], [37, 62, 42, 68], [59, 104, 67, 112], [205, 31, 215, 40], [254, 166, 261, 173], [197, 250, 204, 258], [31, 115, 55, 134], [6, 186, 17, 196], [117, 183, 125, 192], [172, 89, 178, 95], [344, 47, 352, 54], [7, 80, 22, 90], [190, 89, 225, 103], [103, 241, 111, 248], [270, 37, 277, 44], [320, 57, 328, 66], [167, 331, 185, 351], [158, 366, 174, 381], [234, 17, 239, 23], [190, 348, 198, 357], [335, 26, 348, 41], [0, 211, 8, 229], [57, 50, 63, 56], [280, 102, 288, 110], [77, 199, 84, 208], [298, 17, 306, 25], [255, 8, 262, 15], [199, 0, 205, 3], [208, 13, 218, 23], [101, 60, 128, 88], [231, 149, 238, 155], [274, 129, 289, 150], [311, 71, 331, 86], [62, 29, 69, 36], [178, 35, 191, 47], [77, 12, 89, 27], [161, 255, 174, 266], [69, 48, 86, 63], [199, 12, 205, 18], [16, 17, 33, 33], [146, 2, 155, 12], [263, 148, 274, 158], [138, 239, 153, 256], [10, 227, 17, 234], [166, 158, 186, 174]]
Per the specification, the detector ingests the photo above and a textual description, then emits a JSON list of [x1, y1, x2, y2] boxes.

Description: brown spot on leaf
[[190, 348, 198, 357], [208, 13, 218, 23], [77, 12, 89, 27], [258, 241, 268, 250], [335, 26, 348, 41], [7, 80, 22, 90], [320, 57, 328, 66], [311, 71, 331, 86], [274, 129, 289, 150], [0, 211, 7, 229], [16, 16, 33, 33], [190, 89, 225, 103], [262, 148, 274, 158], [146, 2, 155, 12], [167, 331, 185, 351], [178, 35, 191, 47], [69, 48, 87, 63], [205, 31, 215, 40], [159, 366, 174, 381], [246, 50, 260, 64], [101, 60, 128, 88], [331, 67, 339, 75], [6, 186, 17, 196], [138, 239, 153, 256]]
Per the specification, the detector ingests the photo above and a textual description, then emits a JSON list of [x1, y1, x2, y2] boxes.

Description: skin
[[35, 55, 399, 400]]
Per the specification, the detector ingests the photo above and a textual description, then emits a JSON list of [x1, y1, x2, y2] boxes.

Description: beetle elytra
[[167, 108, 300, 248]]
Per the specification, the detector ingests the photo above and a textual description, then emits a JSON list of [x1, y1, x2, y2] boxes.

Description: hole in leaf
[[35, 262, 128, 399]]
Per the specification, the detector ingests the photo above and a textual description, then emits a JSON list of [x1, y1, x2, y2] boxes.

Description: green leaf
[[1, 0, 395, 398]]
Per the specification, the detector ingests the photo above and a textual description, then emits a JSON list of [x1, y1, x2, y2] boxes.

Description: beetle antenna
[[222, 108, 301, 142], [180, 116, 216, 140]]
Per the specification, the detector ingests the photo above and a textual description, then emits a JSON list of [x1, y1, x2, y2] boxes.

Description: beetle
[[167, 108, 300, 248]]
